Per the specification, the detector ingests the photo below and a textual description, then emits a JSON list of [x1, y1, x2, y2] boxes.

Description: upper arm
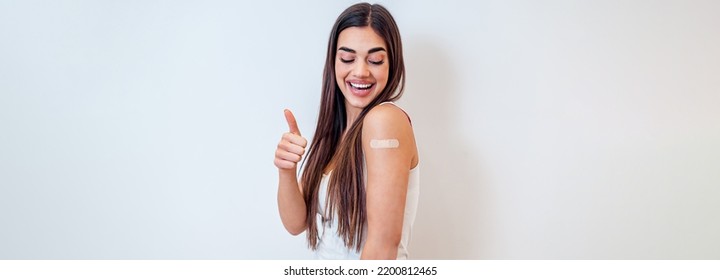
[[360, 104, 416, 258]]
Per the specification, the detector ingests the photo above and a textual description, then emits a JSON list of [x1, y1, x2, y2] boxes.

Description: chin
[[347, 99, 371, 110], [341, 92, 372, 109]]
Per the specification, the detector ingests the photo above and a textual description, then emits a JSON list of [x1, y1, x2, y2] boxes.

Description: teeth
[[350, 82, 372, 89]]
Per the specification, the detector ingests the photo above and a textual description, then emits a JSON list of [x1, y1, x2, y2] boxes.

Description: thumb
[[284, 109, 301, 136]]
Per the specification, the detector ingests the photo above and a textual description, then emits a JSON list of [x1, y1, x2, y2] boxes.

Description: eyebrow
[[338, 46, 387, 54]]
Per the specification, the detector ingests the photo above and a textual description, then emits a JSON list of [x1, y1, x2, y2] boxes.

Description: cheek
[[334, 63, 348, 81], [374, 66, 390, 85]]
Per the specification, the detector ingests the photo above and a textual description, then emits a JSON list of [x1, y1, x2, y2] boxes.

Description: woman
[[274, 3, 419, 260]]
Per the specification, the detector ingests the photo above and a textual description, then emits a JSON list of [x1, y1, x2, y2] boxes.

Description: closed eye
[[340, 58, 354, 63], [369, 60, 384, 65]]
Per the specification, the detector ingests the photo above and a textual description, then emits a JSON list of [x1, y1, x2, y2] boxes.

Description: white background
[[1, 0, 718, 259]]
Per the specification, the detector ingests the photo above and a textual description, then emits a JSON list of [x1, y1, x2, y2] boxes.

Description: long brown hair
[[301, 3, 405, 252]]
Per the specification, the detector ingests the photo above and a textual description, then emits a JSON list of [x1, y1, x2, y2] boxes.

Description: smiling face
[[335, 26, 390, 117]]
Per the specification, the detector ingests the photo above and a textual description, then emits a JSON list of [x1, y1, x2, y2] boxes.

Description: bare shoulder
[[361, 103, 417, 163], [362, 103, 412, 132]]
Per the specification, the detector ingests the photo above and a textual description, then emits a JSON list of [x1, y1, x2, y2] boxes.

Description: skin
[[334, 26, 389, 127], [274, 26, 418, 260], [275, 109, 307, 236]]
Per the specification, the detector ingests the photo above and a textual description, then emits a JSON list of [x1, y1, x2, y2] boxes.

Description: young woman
[[274, 3, 419, 260]]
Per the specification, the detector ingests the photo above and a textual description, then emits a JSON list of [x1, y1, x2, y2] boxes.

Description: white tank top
[[313, 102, 420, 260], [314, 165, 420, 259]]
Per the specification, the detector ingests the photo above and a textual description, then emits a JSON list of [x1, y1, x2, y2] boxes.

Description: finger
[[274, 158, 296, 169], [283, 132, 308, 148], [276, 149, 302, 163], [278, 141, 305, 156], [284, 109, 301, 136]]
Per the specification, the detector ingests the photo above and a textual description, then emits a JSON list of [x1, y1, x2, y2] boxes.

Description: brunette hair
[[301, 3, 405, 251]]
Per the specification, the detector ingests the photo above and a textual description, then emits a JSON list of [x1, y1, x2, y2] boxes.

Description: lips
[[346, 80, 375, 97]]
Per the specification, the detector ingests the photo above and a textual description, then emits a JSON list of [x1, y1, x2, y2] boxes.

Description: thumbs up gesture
[[274, 109, 308, 170]]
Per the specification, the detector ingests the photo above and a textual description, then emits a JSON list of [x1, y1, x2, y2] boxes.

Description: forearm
[[360, 238, 399, 260], [277, 169, 307, 235]]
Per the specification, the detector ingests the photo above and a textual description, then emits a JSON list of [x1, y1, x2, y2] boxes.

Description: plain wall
[[1, 0, 718, 259]]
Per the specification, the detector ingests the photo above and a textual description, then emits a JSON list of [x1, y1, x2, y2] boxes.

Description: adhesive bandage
[[370, 139, 399, 149]]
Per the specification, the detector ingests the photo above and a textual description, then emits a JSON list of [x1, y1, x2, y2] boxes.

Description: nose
[[351, 61, 370, 78]]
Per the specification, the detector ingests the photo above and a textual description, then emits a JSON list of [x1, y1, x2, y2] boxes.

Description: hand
[[274, 109, 308, 170]]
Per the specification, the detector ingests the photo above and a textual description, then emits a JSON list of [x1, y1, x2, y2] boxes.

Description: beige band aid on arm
[[370, 139, 399, 149]]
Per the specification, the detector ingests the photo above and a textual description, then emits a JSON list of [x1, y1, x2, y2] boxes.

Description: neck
[[344, 105, 361, 130]]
